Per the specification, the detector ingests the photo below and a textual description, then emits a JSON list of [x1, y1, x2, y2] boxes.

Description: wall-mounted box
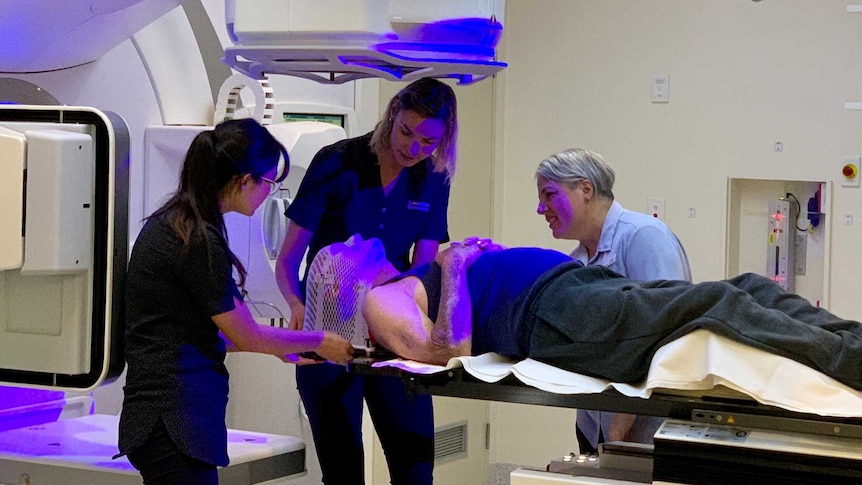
[[726, 178, 830, 308]]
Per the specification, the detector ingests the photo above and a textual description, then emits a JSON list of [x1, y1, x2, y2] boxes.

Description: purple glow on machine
[[376, 16, 504, 61], [0, 386, 65, 432]]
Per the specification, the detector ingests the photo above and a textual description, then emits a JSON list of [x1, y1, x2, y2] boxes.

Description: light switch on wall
[[651, 73, 669, 103]]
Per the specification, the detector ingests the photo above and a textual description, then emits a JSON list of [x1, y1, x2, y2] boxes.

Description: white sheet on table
[[371, 329, 862, 417], [371, 351, 514, 382]]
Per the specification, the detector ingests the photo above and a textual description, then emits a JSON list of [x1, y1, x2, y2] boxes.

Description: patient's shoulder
[[369, 276, 427, 312]]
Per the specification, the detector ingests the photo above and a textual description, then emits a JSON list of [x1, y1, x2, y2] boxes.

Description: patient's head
[[303, 235, 390, 346]]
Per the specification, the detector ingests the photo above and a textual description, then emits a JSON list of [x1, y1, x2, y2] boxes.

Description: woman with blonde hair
[[276, 77, 459, 484]]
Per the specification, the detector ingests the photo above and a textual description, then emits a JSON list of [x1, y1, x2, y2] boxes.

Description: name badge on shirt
[[407, 201, 430, 212]]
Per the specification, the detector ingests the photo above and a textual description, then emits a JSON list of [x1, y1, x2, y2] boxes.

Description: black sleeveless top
[[393, 248, 573, 358]]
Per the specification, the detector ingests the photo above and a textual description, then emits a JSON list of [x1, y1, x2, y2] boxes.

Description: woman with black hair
[[117, 118, 354, 485]]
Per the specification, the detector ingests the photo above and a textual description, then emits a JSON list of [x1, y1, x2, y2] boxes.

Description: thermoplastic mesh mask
[[304, 242, 374, 350]]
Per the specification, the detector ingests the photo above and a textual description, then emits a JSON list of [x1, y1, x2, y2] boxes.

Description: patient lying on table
[[308, 235, 862, 391]]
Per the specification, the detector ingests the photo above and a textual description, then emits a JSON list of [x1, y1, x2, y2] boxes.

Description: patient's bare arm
[[430, 245, 481, 356], [363, 245, 482, 364], [363, 277, 460, 365]]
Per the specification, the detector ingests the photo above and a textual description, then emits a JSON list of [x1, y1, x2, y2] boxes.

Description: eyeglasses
[[260, 176, 282, 196]]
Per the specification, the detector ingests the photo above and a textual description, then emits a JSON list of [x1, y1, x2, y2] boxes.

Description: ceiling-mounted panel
[[223, 0, 507, 85]]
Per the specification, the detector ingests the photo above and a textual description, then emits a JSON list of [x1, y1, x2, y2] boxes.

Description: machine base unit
[[511, 468, 644, 485], [546, 441, 653, 484], [653, 419, 862, 484], [0, 414, 305, 485]]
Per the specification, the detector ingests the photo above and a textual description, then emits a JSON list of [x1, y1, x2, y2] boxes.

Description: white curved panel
[[0, 0, 183, 72], [132, 6, 214, 125]]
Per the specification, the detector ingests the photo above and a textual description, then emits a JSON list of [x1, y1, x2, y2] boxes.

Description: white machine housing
[[653, 419, 862, 483], [143, 120, 347, 319], [0, 105, 129, 391]]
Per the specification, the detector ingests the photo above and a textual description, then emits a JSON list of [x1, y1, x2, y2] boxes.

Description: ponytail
[[150, 119, 288, 288]]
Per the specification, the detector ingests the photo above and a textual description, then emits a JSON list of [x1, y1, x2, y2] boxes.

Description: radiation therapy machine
[[3, 1, 861, 484], [0, 1, 507, 483]]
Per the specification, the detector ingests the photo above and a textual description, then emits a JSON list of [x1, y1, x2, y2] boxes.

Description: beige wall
[[498, 0, 862, 318]]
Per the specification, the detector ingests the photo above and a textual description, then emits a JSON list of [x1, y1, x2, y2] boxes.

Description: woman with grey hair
[[536, 147, 691, 455]]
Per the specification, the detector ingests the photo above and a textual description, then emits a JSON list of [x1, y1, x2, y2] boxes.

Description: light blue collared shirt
[[571, 201, 690, 281], [574, 201, 691, 449]]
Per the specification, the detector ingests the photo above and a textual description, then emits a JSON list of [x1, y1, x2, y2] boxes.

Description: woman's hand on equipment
[[316, 332, 355, 366]]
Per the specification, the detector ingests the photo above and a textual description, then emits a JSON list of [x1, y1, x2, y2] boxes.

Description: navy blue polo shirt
[[395, 248, 574, 359], [287, 132, 450, 279]]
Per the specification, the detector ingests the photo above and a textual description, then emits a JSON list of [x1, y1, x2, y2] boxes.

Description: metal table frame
[[349, 359, 862, 439]]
